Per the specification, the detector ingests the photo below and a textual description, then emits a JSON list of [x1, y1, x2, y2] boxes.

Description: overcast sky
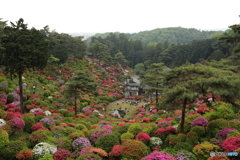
[[1, 0, 240, 34]]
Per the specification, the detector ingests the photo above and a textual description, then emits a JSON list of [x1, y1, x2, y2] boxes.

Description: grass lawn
[[106, 99, 146, 119]]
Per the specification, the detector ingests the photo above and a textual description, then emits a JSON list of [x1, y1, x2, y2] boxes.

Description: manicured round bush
[[55, 137, 72, 151], [16, 149, 33, 160], [191, 117, 208, 127], [221, 136, 240, 152], [157, 120, 172, 128], [31, 122, 46, 131], [9, 117, 25, 132], [207, 155, 230, 160], [175, 150, 197, 160], [127, 123, 142, 136], [117, 124, 130, 134], [72, 137, 91, 150], [76, 153, 102, 160], [185, 131, 199, 145], [32, 142, 57, 158], [68, 131, 85, 140], [120, 139, 148, 159], [135, 132, 151, 143], [53, 149, 71, 160], [90, 129, 112, 142], [216, 128, 236, 140], [40, 117, 55, 128], [28, 130, 53, 146], [141, 151, 175, 160], [174, 142, 194, 152], [120, 132, 134, 141], [95, 133, 120, 152], [0, 140, 27, 160], [226, 130, 240, 138], [190, 126, 206, 137], [109, 145, 122, 157], [149, 137, 163, 149], [193, 142, 220, 160], [22, 116, 36, 133], [206, 119, 229, 138], [0, 132, 9, 150]]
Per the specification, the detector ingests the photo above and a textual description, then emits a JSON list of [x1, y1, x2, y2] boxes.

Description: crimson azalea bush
[[136, 132, 151, 143], [53, 149, 71, 160], [221, 136, 240, 152], [120, 139, 148, 159], [109, 145, 122, 157], [31, 122, 46, 131]]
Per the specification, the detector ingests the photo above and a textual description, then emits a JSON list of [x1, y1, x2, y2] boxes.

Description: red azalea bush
[[221, 136, 240, 152], [53, 149, 71, 160], [109, 145, 122, 157], [136, 132, 151, 142], [16, 149, 33, 160], [31, 122, 46, 131]]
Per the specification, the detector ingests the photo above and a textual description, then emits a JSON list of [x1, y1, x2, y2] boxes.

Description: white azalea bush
[[150, 137, 163, 148], [44, 110, 52, 116], [0, 119, 6, 127], [32, 142, 57, 158], [30, 108, 43, 113]]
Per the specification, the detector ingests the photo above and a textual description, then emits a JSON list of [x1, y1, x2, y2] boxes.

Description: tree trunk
[[18, 71, 24, 114], [180, 98, 187, 133], [155, 90, 158, 104]]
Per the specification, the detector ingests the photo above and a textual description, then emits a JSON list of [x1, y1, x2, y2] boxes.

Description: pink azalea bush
[[90, 129, 112, 142], [141, 151, 175, 160], [221, 136, 240, 152], [53, 149, 71, 160], [9, 117, 25, 132], [191, 117, 208, 127]]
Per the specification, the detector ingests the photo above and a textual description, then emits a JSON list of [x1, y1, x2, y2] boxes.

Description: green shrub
[[193, 142, 220, 160], [206, 119, 229, 138], [185, 131, 199, 145], [0, 140, 27, 160], [190, 126, 206, 137], [22, 116, 36, 133], [34, 115, 45, 122], [76, 153, 102, 160], [69, 132, 85, 140], [7, 94, 14, 103], [38, 153, 54, 160], [121, 132, 134, 141], [0, 130, 9, 150], [116, 124, 130, 134], [226, 130, 240, 138], [28, 130, 53, 147], [55, 137, 72, 151], [174, 142, 194, 152], [127, 123, 142, 136], [121, 139, 148, 160], [95, 133, 120, 152]]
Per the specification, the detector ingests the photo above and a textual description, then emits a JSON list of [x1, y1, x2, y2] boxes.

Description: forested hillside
[[88, 27, 224, 45]]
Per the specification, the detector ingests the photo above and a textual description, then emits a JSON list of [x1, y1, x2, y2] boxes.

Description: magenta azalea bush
[[191, 117, 208, 127], [141, 151, 175, 160], [53, 149, 71, 160], [90, 129, 112, 142], [216, 128, 236, 140], [40, 117, 55, 127], [9, 117, 25, 132]]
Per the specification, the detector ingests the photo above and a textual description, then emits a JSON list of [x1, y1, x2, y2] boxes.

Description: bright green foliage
[[22, 116, 35, 133], [190, 126, 206, 137], [95, 133, 120, 152], [38, 153, 54, 160], [0, 129, 9, 150], [121, 132, 134, 141], [206, 119, 229, 138], [127, 123, 142, 136]]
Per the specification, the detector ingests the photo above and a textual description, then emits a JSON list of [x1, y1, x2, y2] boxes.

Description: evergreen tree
[[64, 69, 98, 115], [0, 18, 49, 114]]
